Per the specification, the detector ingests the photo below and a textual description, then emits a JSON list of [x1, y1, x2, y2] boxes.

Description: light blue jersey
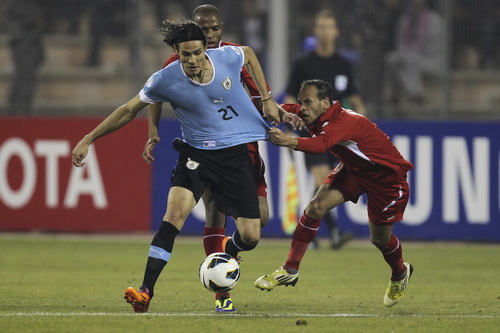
[[140, 46, 269, 149]]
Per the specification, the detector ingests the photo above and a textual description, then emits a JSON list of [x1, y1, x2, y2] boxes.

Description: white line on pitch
[[0, 312, 498, 318]]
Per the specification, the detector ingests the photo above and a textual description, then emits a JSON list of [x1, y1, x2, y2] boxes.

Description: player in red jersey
[[138, 4, 293, 313], [255, 79, 414, 307]]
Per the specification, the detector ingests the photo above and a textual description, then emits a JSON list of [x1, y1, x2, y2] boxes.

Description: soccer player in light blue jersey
[[71, 19, 284, 313]]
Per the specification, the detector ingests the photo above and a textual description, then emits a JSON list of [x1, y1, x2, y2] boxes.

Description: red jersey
[[162, 41, 270, 98], [282, 102, 414, 178]]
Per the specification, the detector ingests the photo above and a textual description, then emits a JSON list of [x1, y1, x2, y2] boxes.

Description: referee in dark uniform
[[284, 9, 367, 249]]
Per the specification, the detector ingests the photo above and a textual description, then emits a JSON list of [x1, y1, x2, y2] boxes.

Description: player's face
[[176, 41, 208, 78], [194, 13, 223, 49], [297, 86, 329, 125], [314, 17, 339, 45]]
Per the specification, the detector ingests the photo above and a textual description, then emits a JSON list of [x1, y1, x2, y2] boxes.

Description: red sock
[[203, 227, 225, 256], [204, 227, 229, 300], [377, 234, 406, 280], [284, 212, 321, 271]]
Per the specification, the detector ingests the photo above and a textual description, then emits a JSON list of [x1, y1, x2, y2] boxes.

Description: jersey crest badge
[[222, 76, 232, 90], [186, 158, 200, 170]]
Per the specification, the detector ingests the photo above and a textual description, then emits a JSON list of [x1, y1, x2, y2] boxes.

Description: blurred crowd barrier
[[0, 0, 499, 119]]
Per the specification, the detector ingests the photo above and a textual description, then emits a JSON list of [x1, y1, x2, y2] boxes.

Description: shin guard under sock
[[376, 234, 405, 280], [142, 221, 179, 297], [203, 227, 225, 256], [284, 212, 321, 271]]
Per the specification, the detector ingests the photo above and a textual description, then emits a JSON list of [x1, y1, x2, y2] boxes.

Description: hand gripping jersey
[[282, 102, 414, 178], [140, 46, 269, 149]]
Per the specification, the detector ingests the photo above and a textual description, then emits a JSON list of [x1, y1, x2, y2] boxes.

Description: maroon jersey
[[281, 102, 414, 179]]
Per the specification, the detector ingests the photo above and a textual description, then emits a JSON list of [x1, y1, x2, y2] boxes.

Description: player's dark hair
[[301, 79, 333, 104], [160, 19, 207, 48]]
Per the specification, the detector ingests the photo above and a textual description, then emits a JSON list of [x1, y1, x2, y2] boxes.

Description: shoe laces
[[139, 286, 151, 299], [388, 281, 402, 298]]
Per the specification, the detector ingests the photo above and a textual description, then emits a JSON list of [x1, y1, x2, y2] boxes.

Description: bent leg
[[258, 195, 270, 228], [202, 187, 227, 255], [284, 184, 345, 272], [142, 186, 197, 296], [369, 221, 406, 280], [225, 217, 261, 257]]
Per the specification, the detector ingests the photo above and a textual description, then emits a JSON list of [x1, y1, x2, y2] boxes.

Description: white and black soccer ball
[[199, 252, 240, 292]]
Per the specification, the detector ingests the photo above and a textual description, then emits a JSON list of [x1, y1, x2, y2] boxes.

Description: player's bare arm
[[72, 94, 147, 167], [268, 127, 298, 149], [142, 102, 163, 164], [241, 46, 280, 124]]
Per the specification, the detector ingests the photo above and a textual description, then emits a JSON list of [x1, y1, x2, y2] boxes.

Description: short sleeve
[[139, 72, 166, 103]]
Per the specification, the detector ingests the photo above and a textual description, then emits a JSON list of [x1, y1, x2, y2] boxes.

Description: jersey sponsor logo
[[222, 76, 232, 90], [203, 141, 216, 148], [186, 158, 200, 170], [213, 97, 224, 103]]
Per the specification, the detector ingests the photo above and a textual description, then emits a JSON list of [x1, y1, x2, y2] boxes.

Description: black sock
[[141, 221, 179, 297], [225, 230, 257, 257]]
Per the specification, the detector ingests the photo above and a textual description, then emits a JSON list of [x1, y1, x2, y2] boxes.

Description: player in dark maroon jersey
[[255, 79, 414, 307]]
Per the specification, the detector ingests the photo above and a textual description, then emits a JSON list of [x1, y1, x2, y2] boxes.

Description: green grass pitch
[[0, 233, 498, 332]]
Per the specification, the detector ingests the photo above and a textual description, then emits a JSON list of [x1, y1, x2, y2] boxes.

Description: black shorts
[[304, 152, 339, 170], [171, 142, 260, 219]]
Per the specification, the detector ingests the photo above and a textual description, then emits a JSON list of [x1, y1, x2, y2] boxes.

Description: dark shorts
[[304, 152, 339, 170], [298, 129, 339, 170], [324, 163, 410, 225], [171, 143, 260, 219]]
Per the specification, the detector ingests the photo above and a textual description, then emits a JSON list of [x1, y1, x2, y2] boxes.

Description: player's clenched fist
[[268, 127, 298, 149]]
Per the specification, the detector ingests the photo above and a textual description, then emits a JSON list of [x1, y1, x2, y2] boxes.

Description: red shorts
[[324, 163, 410, 225], [247, 142, 268, 198]]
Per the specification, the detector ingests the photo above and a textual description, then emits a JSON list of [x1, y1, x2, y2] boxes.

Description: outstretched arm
[[72, 94, 148, 167]]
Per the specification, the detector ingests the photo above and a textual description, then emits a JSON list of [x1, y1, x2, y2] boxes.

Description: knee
[[240, 232, 259, 247], [305, 200, 325, 220], [370, 235, 391, 248], [238, 225, 260, 247], [164, 206, 189, 226]]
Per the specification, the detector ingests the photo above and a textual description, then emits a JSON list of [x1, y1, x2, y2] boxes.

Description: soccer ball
[[199, 252, 240, 292]]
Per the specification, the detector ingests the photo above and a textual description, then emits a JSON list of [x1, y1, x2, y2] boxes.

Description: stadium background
[[1, 0, 499, 242]]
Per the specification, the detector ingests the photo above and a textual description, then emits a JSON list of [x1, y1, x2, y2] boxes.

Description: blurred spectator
[[453, 0, 500, 70], [385, 0, 445, 104], [86, 0, 127, 67], [5, 0, 45, 115], [285, 9, 366, 250], [358, 0, 404, 117], [39, 0, 87, 35], [241, 0, 267, 67]]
